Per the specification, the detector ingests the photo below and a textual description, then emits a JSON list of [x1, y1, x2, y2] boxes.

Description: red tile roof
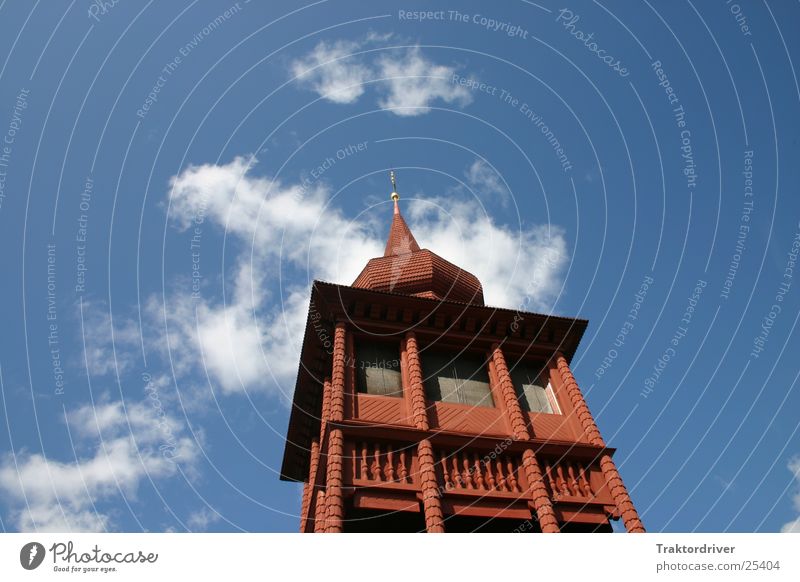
[[354, 199, 485, 305]]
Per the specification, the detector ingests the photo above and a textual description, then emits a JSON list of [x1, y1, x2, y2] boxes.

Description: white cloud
[[465, 159, 508, 200], [782, 457, 800, 533], [290, 39, 370, 104], [79, 301, 141, 378], [0, 399, 197, 532], [187, 506, 221, 531], [163, 157, 382, 396], [159, 159, 567, 398], [290, 40, 471, 115], [406, 198, 567, 312], [375, 47, 472, 116]]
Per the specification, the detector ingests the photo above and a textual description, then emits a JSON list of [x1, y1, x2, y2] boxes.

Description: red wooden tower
[[281, 174, 645, 533]]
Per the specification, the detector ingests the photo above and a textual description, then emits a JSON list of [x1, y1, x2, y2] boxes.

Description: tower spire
[[383, 170, 420, 256]]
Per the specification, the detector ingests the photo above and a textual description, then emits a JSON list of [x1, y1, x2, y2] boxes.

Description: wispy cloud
[[375, 47, 471, 116], [0, 399, 197, 532], [290, 38, 472, 115], [290, 39, 370, 105], [465, 159, 509, 200], [186, 506, 222, 531]]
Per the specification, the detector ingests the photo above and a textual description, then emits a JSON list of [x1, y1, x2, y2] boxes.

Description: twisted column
[[491, 344, 530, 440], [313, 491, 326, 533], [555, 352, 645, 533], [300, 437, 321, 533], [493, 344, 558, 532], [323, 323, 347, 533], [522, 449, 560, 533], [555, 352, 604, 445], [405, 333, 444, 531], [324, 428, 345, 532], [404, 332, 430, 431], [417, 438, 445, 533]]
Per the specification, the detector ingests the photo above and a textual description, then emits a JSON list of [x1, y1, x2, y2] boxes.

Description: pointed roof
[[383, 199, 420, 256], [352, 173, 485, 305]]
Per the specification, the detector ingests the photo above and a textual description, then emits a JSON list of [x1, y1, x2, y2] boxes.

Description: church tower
[[281, 174, 644, 533]]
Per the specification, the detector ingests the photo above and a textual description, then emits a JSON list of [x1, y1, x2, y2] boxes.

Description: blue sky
[[0, 0, 798, 533]]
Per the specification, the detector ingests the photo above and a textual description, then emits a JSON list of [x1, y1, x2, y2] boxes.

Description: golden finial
[[390, 170, 399, 202]]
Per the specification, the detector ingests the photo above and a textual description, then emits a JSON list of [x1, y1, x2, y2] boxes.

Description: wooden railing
[[349, 441, 416, 486], [435, 449, 526, 496], [542, 458, 595, 501]]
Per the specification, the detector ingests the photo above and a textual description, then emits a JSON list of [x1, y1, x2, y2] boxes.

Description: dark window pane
[[510, 364, 554, 414], [356, 341, 402, 397], [422, 351, 494, 407]]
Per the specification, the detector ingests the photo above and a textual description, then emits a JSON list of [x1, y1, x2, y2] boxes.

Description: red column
[[522, 449, 560, 533], [555, 353, 645, 533], [314, 491, 326, 533], [404, 332, 430, 431], [300, 437, 321, 533], [324, 323, 347, 533], [492, 345, 559, 533], [418, 438, 445, 533], [405, 332, 444, 532], [491, 344, 530, 440]]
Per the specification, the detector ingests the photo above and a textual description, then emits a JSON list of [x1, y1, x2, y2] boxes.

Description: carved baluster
[[385, 445, 396, 481], [371, 443, 382, 481], [360, 443, 369, 480], [496, 459, 507, 491], [543, 461, 556, 497], [567, 463, 579, 496], [440, 452, 452, 490], [398, 449, 409, 483], [506, 458, 520, 493], [473, 454, 485, 489], [578, 463, 593, 497], [452, 456, 463, 488], [556, 464, 570, 496], [462, 454, 473, 489], [485, 457, 496, 489]]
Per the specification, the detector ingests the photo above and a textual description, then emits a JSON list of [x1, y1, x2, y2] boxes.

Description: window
[[356, 341, 402, 397], [510, 364, 558, 414], [422, 351, 494, 407]]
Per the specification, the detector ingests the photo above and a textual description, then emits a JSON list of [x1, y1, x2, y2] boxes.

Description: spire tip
[[390, 170, 399, 202]]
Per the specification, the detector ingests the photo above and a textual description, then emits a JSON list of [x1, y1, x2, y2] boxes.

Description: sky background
[[0, 0, 798, 533]]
